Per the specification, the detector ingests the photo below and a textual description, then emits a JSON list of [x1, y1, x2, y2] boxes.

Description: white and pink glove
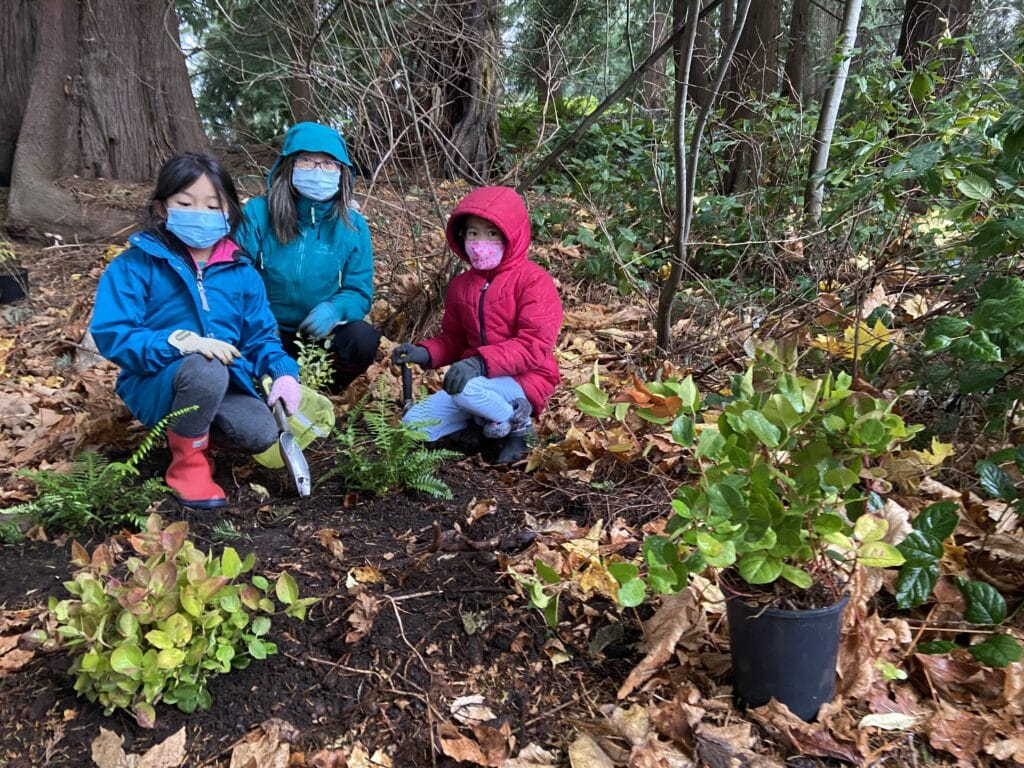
[[267, 375, 301, 415]]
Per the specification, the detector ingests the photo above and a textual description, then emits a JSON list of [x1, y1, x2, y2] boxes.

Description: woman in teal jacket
[[91, 152, 301, 509], [235, 122, 380, 393]]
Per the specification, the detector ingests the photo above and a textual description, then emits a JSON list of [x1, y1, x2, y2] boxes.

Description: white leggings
[[401, 375, 526, 441]]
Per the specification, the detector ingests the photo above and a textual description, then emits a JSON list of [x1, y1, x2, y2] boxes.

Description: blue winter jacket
[[235, 122, 374, 333], [90, 232, 299, 428]]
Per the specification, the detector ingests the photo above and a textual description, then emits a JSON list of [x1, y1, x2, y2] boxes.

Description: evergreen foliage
[[321, 381, 460, 500], [1, 407, 197, 539]]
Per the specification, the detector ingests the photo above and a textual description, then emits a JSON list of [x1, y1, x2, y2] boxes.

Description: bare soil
[[0, 455, 652, 767]]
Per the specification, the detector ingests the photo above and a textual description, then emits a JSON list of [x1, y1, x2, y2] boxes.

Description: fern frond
[[127, 405, 199, 472], [407, 474, 453, 500], [323, 382, 457, 499]]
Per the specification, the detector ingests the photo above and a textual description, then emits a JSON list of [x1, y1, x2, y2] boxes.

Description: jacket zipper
[[478, 279, 490, 346], [196, 265, 210, 311]]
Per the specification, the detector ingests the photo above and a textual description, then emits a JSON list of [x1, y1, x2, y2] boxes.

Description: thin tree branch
[[517, 0, 726, 191]]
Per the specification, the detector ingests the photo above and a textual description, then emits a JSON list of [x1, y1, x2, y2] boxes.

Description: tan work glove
[[168, 329, 241, 365]]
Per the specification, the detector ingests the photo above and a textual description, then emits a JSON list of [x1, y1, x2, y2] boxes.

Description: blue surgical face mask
[[165, 208, 230, 248], [292, 167, 341, 202]]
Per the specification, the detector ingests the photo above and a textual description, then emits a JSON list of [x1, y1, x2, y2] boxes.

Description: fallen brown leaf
[[438, 721, 512, 767], [927, 703, 993, 763], [345, 592, 380, 643], [618, 589, 707, 699], [985, 735, 1024, 763], [228, 719, 299, 768], [91, 726, 186, 768], [914, 652, 1005, 704], [567, 732, 615, 768], [466, 497, 497, 524], [750, 700, 864, 765], [314, 528, 345, 563], [500, 743, 558, 767]]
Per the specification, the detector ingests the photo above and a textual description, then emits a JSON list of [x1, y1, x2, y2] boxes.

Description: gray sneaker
[[483, 398, 532, 440]]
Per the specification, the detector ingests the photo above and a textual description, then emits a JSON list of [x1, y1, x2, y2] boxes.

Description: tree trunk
[[783, 0, 841, 104], [655, 0, 701, 350], [722, 0, 781, 194], [689, 10, 714, 110], [656, 0, 751, 350], [518, 0, 726, 190], [5, 0, 209, 240], [286, 0, 318, 124], [898, 0, 974, 84], [534, 42, 564, 112], [720, 0, 735, 45], [351, 0, 499, 183], [446, 0, 500, 181], [0, 0, 35, 186], [642, 0, 670, 113], [805, 0, 864, 224]]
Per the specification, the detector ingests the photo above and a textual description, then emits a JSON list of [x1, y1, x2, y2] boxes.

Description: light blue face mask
[[292, 167, 341, 202], [165, 208, 230, 249]]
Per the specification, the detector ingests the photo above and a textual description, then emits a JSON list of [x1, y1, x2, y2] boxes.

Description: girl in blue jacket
[[90, 153, 301, 509], [235, 122, 381, 394]]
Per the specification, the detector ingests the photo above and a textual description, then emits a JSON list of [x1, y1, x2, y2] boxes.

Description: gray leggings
[[169, 355, 278, 453]]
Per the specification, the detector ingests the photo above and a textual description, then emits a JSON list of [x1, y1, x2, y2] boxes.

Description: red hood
[[445, 187, 531, 272]]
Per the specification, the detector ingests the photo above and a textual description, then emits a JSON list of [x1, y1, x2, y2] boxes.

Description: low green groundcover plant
[[321, 379, 459, 499], [1, 406, 196, 540], [44, 513, 316, 728]]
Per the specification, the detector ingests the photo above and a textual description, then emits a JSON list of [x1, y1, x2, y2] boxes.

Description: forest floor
[[0, 176, 1019, 768]]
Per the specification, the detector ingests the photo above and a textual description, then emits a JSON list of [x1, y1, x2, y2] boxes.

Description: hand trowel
[[272, 400, 311, 497], [401, 364, 414, 413]]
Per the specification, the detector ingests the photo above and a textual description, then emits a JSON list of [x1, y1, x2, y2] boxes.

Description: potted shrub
[[0, 239, 28, 304], [612, 364, 932, 720]]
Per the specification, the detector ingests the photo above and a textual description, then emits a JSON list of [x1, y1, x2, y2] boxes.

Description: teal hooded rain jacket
[[235, 122, 374, 334]]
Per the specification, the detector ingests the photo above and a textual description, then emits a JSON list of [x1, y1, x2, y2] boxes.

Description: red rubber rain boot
[[166, 432, 226, 509]]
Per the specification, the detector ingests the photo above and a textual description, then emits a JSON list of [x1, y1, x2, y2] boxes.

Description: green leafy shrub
[[1, 407, 195, 538], [320, 381, 459, 499], [294, 334, 336, 391], [46, 513, 316, 728], [920, 276, 1024, 431], [622, 366, 917, 604], [573, 356, 938, 609], [894, 501, 1022, 667]]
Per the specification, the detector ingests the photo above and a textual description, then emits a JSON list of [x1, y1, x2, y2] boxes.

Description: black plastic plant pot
[[0, 268, 28, 304], [724, 582, 849, 722]]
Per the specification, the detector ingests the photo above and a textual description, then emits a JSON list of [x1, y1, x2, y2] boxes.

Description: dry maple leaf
[[91, 726, 186, 768], [927, 703, 993, 763], [750, 700, 863, 764], [345, 592, 380, 644], [618, 589, 707, 699]]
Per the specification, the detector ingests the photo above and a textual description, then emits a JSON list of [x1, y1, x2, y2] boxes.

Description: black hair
[[452, 213, 504, 252], [267, 153, 353, 243], [144, 152, 243, 242]]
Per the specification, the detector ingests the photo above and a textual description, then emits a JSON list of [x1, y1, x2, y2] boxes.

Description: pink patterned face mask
[[465, 239, 504, 270]]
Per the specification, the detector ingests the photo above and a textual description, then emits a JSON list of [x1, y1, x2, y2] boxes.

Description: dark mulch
[[0, 455, 649, 767]]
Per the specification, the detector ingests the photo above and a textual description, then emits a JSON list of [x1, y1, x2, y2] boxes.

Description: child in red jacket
[[392, 187, 563, 463]]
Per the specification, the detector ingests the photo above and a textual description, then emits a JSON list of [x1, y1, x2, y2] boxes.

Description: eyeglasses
[[294, 157, 342, 172]]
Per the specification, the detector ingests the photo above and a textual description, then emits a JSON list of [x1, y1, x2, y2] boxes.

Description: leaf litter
[[0, 184, 1022, 767]]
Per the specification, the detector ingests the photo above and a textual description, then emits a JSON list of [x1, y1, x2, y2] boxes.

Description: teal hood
[[269, 122, 352, 185]]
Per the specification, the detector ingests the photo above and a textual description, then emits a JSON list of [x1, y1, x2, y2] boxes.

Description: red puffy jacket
[[419, 187, 563, 413]]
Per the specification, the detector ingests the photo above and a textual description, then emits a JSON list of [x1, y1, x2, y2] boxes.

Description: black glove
[[391, 343, 430, 368], [443, 356, 486, 394]]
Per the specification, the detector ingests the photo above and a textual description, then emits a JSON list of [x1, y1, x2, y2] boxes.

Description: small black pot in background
[[724, 581, 849, 721], [0, 268, 28, 304]]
